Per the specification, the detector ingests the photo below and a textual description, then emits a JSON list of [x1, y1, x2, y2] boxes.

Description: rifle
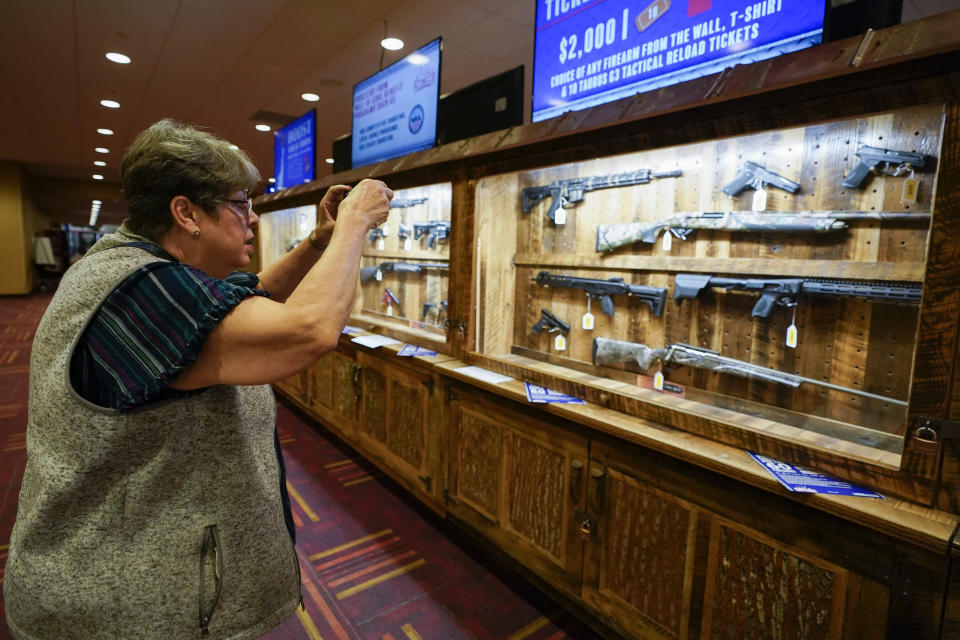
[[414, 221, 451, 249], [531, 309, 570, 334], [843, 145, 928, 189], [369, 227, 388, 243], [722, 161, 800, 196], [595, 210, 931, 252], [397, 222, 411, 240], [521, 169, 682, 223], [421, 300, 448, 322], [592, 338, 905, 406], [391, 197, 428, 208], [360, 261, 448, 283], [532, 271, 666, 317], [674, 273, 922, 318]]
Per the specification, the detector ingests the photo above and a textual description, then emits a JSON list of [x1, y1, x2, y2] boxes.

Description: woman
[[4, 119, 392, 639]]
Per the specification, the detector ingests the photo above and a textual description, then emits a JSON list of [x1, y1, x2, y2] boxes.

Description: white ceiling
[[0, 0, 956, 226]]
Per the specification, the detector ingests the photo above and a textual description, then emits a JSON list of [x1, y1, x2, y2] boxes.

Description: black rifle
[[381, 287, 400, 306], [843, 145, 929, 189], [531, 309, 570, 334], [673, 273, 922, 318], [369, 227, 388, 242], [360, 261, 448, 283], [722, 161, 801, 196], [391, 197, 428, 208], [532, 271, 666, 317], [521, 169, 682, 223], [595, 210, 931, 251], [414, 221, 451, 248], [592, 338, 905, 406], [421, 300, 448, 322]]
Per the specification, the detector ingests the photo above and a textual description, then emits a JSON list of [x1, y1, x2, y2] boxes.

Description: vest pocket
[[198, 524, 223, 636]]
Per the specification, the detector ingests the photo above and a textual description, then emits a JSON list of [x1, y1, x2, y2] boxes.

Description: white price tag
[[386, 304, 394, 317], [403, 239, 412, 251], [554, 334, 567, 351], [376, 238, 385, 251], [786, 324, 798, 349], [375, 269, 383, 282], [582, 312, 594, 330], [901, 177, 919, 205], [654, 371, 665, 391], [661, 230, 672, 252], [554, 209, 566, 225], [752, 187, 768, 211]]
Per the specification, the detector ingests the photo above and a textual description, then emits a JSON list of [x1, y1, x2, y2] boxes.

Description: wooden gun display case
[[259, 13, 960, 639]]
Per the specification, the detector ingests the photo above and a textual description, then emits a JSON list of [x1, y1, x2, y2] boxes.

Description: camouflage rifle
[[595, 210, 931, 252], [521, 169, 682, 223], [532, 271, 666, 317], [391, 197, 428, 208], [592, 338, 905, 406], [673, 273, 922, 318]]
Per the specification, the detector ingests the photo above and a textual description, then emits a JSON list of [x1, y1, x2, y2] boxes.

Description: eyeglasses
[[223, 198, 253, 215]]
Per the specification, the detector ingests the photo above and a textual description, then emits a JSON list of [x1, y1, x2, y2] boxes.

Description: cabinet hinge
[[442, 489, 459, 505], [419, 475, 432, 492], [913, 416, 960, 447]]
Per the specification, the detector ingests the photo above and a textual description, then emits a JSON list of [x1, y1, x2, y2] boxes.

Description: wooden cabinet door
[[356, 351, 434, 501], [327, 350, 360, 438], [309, 352, 334, 413], [446, 390, 588, 598]]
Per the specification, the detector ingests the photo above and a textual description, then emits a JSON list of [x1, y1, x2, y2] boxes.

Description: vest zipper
[[198, 524, 223, 636]]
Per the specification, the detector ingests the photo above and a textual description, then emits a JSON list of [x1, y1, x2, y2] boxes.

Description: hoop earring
[[193, 230, 200, 238]]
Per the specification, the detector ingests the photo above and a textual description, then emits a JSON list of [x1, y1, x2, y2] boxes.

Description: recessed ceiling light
[[381, 37, 404, 51], [105, 52, 131, 64], [94, 160, 106, 167], [301, 93, 320, 102], [95, 147, 109, 154], [92, 174, 104, 180], [325, 158, 334, 164], [97, 128, 114, 135], [255, 124, 271, 132], [100, 99, 120, 109]]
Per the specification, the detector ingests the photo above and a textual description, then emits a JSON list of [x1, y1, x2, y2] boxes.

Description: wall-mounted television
[[437, 65, 524, 146], [351, 37, 442, 169], [273, 109, 316, 190], [532, 0, 828, 123]]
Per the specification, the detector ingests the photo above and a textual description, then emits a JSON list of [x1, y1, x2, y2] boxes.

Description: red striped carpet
[[0, 292, 599, 640]]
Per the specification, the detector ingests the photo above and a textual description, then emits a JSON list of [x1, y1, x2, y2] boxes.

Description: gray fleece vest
[[4, 227, 301, 639]]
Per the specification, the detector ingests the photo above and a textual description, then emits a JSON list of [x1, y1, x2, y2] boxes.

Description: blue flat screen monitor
[[352, 37, 442, 169], [274, 109, 316, 189], [532, 0, 827, 122]]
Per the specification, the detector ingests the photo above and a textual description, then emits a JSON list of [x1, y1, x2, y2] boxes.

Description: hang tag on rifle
[[376, 238, 385, 251], [403, 238, 412, 251], [554, 209, 567, 225], [375, 269, 383, 282], [661, 230, 672, 252], [785, 307, 798, 349], [554, 334, 567, 351], [654, 370, 665, 391], [751, 186, 768, 211], [582, 297, 595, 330], [901, 170, 919, 206]]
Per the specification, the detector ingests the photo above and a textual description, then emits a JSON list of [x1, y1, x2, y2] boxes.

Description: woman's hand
[[311, 185, 351, 248], [337, 179, 393, 233]]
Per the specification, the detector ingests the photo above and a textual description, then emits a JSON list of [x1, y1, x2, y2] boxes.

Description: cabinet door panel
[[390, 378, 424, 470], [309, 352, 333, 412], [447, 393, 587, 597], [360, 366, 388, 443], [332, 353, 358, 426]]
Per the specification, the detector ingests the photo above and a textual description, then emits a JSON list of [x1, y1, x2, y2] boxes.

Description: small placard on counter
[[453, 366, 513, 384], [342, 326, 363, 335], [748, 452, 884, 498], [351, 334, 402, 349], [524, 382, 585, 405], [397, 344, 438, 357]]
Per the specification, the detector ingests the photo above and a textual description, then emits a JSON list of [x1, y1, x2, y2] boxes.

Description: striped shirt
[[70, 261, 267, 411]]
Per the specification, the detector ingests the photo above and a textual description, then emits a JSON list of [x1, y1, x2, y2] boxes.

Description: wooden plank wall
[[475, 104, 943, 442]]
